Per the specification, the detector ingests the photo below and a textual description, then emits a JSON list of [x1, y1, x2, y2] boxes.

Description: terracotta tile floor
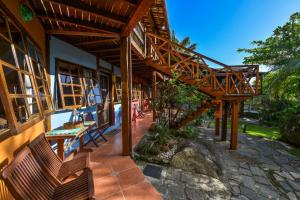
[[79, 112, 162, 200]]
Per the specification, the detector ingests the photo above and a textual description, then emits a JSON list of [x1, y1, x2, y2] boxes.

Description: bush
[[280, 113, 300, 147]]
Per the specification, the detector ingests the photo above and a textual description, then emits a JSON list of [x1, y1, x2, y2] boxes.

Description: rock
[[170, 147, 219, 178], [281, 113, 300, 148]]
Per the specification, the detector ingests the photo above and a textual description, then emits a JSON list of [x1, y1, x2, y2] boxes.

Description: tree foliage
[[171, 30, 197, 51], [238, 12, 300, 100]]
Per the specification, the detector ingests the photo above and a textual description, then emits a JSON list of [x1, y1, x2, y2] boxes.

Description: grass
[[289, 148, 300, 160], [221, 119, 281, 140], [237, 122, 281, 140]]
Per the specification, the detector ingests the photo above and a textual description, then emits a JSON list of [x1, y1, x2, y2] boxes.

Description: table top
[[46, 121, 96, 140]]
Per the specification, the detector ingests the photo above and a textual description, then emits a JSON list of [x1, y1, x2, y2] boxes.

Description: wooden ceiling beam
[[75, 39, 118, 46], [91, 48, 120, 53], [121, 0, 155, 37], [46, 0, 127, 25], [37, 12, 120, 36], [46, 30, 116, 38]]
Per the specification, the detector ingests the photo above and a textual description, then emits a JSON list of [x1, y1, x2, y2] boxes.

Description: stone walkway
[[137, 127, 300, 200]]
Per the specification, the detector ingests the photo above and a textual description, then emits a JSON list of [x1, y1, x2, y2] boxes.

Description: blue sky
[[166, 0, 300, 71]]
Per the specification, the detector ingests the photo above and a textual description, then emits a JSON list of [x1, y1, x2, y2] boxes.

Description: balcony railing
[[131, 22, 146, 57]]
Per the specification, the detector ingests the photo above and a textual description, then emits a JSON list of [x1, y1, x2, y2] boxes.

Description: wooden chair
[[1, 147, 94, 200], [29, 134, 90, 181], [84, 112, 108, 147]]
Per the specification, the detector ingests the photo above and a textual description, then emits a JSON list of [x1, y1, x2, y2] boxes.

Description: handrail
[[145, 32, 260, 97]]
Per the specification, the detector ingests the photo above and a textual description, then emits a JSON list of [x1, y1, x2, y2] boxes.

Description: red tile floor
[[78, 112, 162, 200]]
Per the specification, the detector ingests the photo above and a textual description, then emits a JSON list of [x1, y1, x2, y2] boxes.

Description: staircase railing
[[146, 32, 260, 97]]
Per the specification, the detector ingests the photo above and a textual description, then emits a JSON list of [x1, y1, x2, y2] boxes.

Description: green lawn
[[225, 120, 281, 140]]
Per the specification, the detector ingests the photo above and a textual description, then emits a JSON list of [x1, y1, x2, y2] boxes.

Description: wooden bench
[[29, 134, 90, 181], [1, 147, 94, 200]]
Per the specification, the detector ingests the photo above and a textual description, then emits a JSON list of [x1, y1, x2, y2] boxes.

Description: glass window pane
[[72, 76, 80, 84], [75, 96, 83, 105], [0, 97, 8, 129], [0, 37, 16, 66], [3, 65, 22, 94], [35, 48, 43, 64], [9, 22, 24, 50], [62, 85, 72, 95], [73, 86, 82, 94], [15, 48, 29, 71], [64, 97, 74, 107], [27, 38, 36, 59], [0, 14, 9, 39], [60, 74, 71, 84], [21, 73, 34, 95], [27, 97, 39, 116], [11, 98, 29, 123], [31, 60, 41, 77], [40, 96, 48, 111]]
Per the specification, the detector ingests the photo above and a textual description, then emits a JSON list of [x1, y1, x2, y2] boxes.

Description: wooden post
[[221, 101, 229, 141], [152, 71, 157, 122], [57, 139, 65, 160], [121, 36, 132, 156], [214, 102, 222, 137], [230, 101, 239, 150], [111, 74, 116, 125]]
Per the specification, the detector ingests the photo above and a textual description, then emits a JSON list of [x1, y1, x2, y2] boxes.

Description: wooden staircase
[[170, 100, 217, 129], [145, 32, 260, 99], [145, 33, 260, 140]]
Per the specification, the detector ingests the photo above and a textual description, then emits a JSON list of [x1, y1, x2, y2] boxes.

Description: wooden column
[[152, 71, 157, 122], [121, 36, 132, 156], [214, 102, 222, 137], [230, 101, 239, 150], [221, 101, 229, 141]]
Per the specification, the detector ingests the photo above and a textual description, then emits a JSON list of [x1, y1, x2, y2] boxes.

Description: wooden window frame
[[0, 8, 52, 138], [82, 67, 101, 107], [27, 38, 54, 115], [56, 59, 102, 110], [56, 59, 85, 109]]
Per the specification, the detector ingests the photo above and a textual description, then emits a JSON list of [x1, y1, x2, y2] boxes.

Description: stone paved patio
[[137, 127, 300, 200]]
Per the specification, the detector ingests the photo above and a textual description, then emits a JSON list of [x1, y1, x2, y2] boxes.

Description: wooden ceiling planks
[[28, 0, 170, 79]]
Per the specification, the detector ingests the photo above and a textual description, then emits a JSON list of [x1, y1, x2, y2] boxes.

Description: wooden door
[[99, 73, 111, 127]]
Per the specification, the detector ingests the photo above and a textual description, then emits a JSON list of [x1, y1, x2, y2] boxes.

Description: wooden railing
[[145, 32, 259, 97], [131, 22, 146, 57]]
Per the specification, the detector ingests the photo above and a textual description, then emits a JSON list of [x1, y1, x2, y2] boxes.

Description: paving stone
[[278, 181, 293, 192], [185, 187, 207, 200], [287, 192, 297, 200], [257, 184, 279, 199], [290, 172, 300, 179], [241, 175, 256, 191], [167, 183, 185, 200], [273, 174, 285, 182], [240, 168, 252, 176], [253, 176, 270, 185], [275, 171, 294, 180], [261, 163, 281, 171], [231, 185, 240, 196], [249, 166, 265, 176], [240, 186, 257, 200], [287, 180, 300, 192], [240, 162, 249, 169]]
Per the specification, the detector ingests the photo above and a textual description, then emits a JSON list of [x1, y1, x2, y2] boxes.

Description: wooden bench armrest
[[57, 153, 91, 181]]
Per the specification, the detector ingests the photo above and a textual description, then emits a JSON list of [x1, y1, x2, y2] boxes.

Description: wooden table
[[46, 121, 96, 160]]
